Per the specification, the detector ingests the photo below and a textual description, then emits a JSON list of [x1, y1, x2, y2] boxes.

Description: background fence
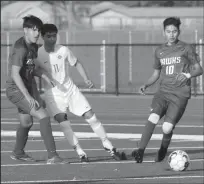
[[1, 31, 203, 95]]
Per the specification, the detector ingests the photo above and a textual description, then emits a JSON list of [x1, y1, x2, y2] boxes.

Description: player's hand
[[139, 85, 147, 95], [176, 73, 191, 82], [85, 79, 94, 89], [42, 74, 56, 88], [50, 80, 56, 88], [25, 95, 40, 110]]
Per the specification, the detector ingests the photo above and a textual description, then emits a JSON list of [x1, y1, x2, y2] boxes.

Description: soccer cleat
[[47, 155, 69, 164], [104, 147, 122, 161], [79, 154, 89, 162], [131, 149, 144, 163], [155, 147, 168, 162], [10, 151, 35, 162], [75, 147, 89, 162]]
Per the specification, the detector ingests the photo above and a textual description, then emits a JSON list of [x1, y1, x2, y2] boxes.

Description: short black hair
[[23, 15, 43, 30], [41, 24, 58, 36], [163, 17, 181, 30]]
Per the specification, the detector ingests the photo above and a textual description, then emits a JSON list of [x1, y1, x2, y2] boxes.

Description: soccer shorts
[[150, 91, 189, 125], [44, 86, 91, 117], [6, 84, 43, 114]]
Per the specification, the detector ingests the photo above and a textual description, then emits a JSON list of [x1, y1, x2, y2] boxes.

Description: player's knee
[[162, 122, 174, 134], [86, 113, 101, 129], [148, 113, 160, 124], [31, 107, 49, 120], [19, 115, 33, 128], [83, 109, 94, 120], [54, 113, 68, 123]]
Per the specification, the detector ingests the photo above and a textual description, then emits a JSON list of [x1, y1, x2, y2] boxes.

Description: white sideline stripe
[[1, 121, 203, 128], [1, 138, 101, 143], [1, 158, 204, 167], [1, 131, 204, 141], [1, 175, 204, 184], [1, 139, 201, 143], [1, 147, 203, 153]]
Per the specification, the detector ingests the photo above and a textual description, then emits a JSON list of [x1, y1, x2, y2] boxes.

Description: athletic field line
[[1, 146, 203, 154], [1, 158, 204, 167], [1, 175, 203, 184], [1, 120, 203, 128], [1, 131, 203, 141], [1, 138, 201, 143], [2, 92, 204, 99]]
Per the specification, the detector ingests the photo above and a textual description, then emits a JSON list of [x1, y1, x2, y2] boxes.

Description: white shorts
[[44, 86, 91, 117]]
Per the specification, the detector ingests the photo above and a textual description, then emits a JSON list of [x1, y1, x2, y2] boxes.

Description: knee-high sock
[[86, 114, 107, 141], [39, 117, 57, 158], [14, 125, 31, 155], [139, 121, 156, 151], [161, 132, 173, 149], [59, 121, 80, 148]]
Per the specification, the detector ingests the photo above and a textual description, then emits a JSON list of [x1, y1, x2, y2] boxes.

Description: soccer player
[[131, 17, 203, 163], [5, 16, 68, 164], [35, 23, 122, 161]]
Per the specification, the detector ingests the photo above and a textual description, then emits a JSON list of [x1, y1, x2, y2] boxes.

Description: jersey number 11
[[53, 64, 59, 73]]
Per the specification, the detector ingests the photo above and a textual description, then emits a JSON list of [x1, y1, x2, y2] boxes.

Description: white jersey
[[36, 44, 91, 117], [36, 44, 77, 93]]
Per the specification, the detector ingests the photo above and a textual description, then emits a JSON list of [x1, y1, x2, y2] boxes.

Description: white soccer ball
[[168, 150, 190, 171]]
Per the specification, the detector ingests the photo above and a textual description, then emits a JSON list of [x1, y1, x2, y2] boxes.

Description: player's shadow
[[70, 156, 115, 163], [165, 168, 204, 172], [120, 148, 204, 161]]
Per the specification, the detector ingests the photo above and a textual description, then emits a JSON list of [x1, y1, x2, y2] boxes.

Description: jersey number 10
[[166, 65, 174, 75], [53, 64, 59, 73]]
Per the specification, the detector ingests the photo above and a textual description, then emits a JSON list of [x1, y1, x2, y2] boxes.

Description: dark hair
[[163, 17, 181, 30], [23, 15, 43, 30], [41, 24, 58, 36]]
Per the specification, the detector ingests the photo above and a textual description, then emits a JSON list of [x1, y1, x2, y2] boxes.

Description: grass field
[[1, 94, 203, 184]]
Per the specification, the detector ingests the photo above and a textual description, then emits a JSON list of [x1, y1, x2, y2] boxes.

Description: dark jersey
[[154, 40, 200, 98], [6, 37, 38, 89]]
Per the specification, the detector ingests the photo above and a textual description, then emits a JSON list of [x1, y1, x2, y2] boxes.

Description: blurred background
[[1, 1, 204, 95]]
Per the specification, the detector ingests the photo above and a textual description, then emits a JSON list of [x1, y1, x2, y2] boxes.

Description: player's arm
[[75, 60, 94, 88], [187, 45, 203, 77], [11, 48, 31, 98], [12, 65, 31, 98], [75, 60, 89, 81], [177, 45, 203, 81], [33, 60, 55, 87], [11, 48, 38, 108], [143, 69, 161, 89], [66, 47, 94, 88], [139, 49, 161, 94]]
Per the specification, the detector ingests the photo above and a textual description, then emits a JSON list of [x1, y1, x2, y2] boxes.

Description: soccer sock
[[86, 114, 113, 150], [14, 125, 31, 155], [139, 120, 156, 151], [39, 117, 57, 158], [161, 132, 173, 149], [59, 121, 79, 148]]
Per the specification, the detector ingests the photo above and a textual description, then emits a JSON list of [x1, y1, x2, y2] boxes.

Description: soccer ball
[[168, 150, 190, 171]]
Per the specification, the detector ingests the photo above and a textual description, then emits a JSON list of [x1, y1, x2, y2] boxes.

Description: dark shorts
[[6, 84, 43, 114], [151, 91, 189, 125]]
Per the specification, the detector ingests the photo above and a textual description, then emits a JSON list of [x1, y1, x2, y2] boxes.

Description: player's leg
[[68, 90, 122, 160], [155, 96, 189, 162], [54, 113, 89, 162], [132, 92, 167, 163], [17, 88, 67, 164], [29, 103, 69, 164], [83, 109, 122, 160], [6, 87, 35, 161], [44, 89, 88, 162], [11, 112, 35, 161]]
